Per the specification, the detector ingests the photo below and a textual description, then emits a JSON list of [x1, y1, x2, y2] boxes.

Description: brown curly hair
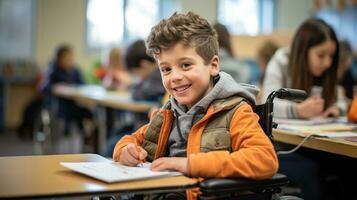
[[146, 12, 218, 65]]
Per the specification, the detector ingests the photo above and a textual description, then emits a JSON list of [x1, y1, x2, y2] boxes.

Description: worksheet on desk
[[61, 162, 182, 183]]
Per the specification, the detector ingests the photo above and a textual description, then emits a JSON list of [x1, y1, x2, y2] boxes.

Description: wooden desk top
[[273, 129, 357, 158], [52, 84, 156, 113], [0, 154, 197, 199]]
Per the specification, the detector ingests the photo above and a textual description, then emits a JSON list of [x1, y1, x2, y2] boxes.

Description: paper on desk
[[277, 123, 357, 138], [273, 117, 347, 126], [312, 131, 357, 138], [61, 162, 182, 183]]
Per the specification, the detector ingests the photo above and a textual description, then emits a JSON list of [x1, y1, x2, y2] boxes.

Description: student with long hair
[[263, 18, 346, 119], [262, 18, 354, 200]]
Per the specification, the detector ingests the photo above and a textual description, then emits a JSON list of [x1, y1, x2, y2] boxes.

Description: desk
[[273, 129, 357, 158], [0, 154, 197, 199], [52, 85, 157, 154], [52, 84, 155, 113]]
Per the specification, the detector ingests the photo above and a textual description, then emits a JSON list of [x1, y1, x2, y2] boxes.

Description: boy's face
[[157, 42, 219, 109]]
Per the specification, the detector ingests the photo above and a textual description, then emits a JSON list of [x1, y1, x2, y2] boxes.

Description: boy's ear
[[209, 55, 220, 76]]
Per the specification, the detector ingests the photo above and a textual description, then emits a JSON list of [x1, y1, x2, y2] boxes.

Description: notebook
[[61, 161, 182, 183]]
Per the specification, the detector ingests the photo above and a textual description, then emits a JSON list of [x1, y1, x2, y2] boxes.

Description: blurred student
[[256, 40, 279, 103], [102, 48, 132, 90], [257, 40, 279, 85], [213, 23, 251, 83], [263, 18, 346, 119], [125, 40, 166, 103], [113, 12, 278, 199], [105, 40, 166, 157], [41, 44, 92, 136], [338, 40, 355, 101]]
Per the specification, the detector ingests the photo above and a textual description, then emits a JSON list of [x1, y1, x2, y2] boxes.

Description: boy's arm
[[188, 103, 278, 180], [112, 124, 149, 162]]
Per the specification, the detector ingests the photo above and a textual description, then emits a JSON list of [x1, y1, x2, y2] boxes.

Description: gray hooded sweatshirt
[[168, 71, 259, 157]]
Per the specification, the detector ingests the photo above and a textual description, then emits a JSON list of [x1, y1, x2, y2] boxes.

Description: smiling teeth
[[175, 85, 189, 91]]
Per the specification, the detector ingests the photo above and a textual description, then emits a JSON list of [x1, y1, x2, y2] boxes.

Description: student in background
[[256, 40, 279, 103], [113, 12, 278, 199], [41, 44, 92, 136], [105, 40, 166, 157], [256, 40, 279, 86], [338, 40, 355, 102], [263, 18, 346, 119], [124, 40, 166, 103], [263, 18, 352, 200], [213, 23, 251, 83], [102, 48, 132, 90]]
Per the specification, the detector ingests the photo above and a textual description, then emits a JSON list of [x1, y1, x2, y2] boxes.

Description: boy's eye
[[160, 66, 171, 74], [181, 63, 191, 69]]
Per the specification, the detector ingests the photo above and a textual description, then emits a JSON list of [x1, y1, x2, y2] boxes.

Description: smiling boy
[[113, 12, 278, 199]]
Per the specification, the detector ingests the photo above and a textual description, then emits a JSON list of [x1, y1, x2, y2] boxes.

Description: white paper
[[61, 162, 182, 183]]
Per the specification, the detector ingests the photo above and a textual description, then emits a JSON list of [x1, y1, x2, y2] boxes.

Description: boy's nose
[[171, 69, 184, 81]]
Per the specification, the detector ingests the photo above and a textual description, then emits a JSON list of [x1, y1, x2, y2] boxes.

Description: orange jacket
[[348, 92, 357, 122], [113, 102, 278, 199]]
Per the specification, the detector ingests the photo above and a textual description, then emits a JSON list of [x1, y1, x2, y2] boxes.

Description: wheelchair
[[199, 88, 307, 200]]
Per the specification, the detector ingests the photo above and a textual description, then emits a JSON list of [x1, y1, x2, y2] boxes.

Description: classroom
[[0, 0, 356, 200]]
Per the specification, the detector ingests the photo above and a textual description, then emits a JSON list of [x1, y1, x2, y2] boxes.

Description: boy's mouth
[[173, 84, 191, 94]]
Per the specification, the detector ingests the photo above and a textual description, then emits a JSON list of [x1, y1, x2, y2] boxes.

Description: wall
[[275, 0, 313, 31], [36, 0, 96, 70], [181, 0, 217, 23], [34, 0, 313, 68]]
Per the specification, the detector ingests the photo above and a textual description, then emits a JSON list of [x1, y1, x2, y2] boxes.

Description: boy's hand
[[151, 157, 188, 174], [119, 143, 147, 166]]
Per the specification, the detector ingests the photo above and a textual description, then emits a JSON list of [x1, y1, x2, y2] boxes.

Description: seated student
[[102, 48, 132, 90], [41, 44, 92, 136], [263, 18, 349, 200], [256, 40, 279, 103], [257, 40, 279, 86], [124, 40, 166, 103], [113, 12, 278, 199], [338, 40, 356, 102], [213, 23, 251, 83], [263, 19, 346, 119], [104, 40, 166, 157]]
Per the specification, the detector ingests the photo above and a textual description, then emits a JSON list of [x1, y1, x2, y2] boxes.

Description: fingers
[[138, 146, 148, 161], [121, 153, 141, 166], [127, 144, 140, 160], [120, 143, 146, 166], [151, 158, 168, 171]]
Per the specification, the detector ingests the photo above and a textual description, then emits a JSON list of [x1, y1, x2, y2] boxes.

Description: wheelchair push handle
[[276, 88, 307, 101], [267, 88, 307, 103]]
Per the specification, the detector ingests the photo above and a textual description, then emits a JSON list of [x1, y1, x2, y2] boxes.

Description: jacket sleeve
[[262, 48, 299, 118], [348, 92, 357, 122], [188, 103, 279, 180], [112, 124, 149, 162]]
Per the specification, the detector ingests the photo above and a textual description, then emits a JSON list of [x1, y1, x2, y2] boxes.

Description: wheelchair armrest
[[199, 173, 289, 196]]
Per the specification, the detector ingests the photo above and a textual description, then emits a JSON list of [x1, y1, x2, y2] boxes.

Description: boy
[[113, 12, 278, 199]]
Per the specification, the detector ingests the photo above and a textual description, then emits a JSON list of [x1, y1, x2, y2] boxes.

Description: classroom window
[[314, 6, 357, 52], [86, 0, 159, 49], [217, 0, 275, 35]]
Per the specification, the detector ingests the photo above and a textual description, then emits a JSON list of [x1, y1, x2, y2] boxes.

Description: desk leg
[[97, 106, 107, 155]]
